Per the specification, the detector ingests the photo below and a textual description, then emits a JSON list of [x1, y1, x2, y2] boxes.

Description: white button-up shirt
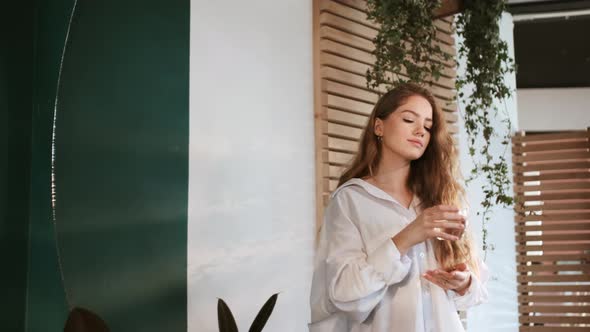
[[309, 178, 489, 332]]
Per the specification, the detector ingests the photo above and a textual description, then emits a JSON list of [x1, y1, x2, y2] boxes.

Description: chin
[[406, 151, 425, 161]]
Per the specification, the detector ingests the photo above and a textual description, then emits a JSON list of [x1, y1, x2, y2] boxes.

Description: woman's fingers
[[433, 228, 459, 241], [423, 272, 456, 290], [438, 212, 467, 222], [433, 205, 460, 212], [454, 263, 468, 271], [433, 220, 465, 229]]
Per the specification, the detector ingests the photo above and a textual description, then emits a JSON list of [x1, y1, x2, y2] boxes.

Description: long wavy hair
[[337, 83, 478, 274]]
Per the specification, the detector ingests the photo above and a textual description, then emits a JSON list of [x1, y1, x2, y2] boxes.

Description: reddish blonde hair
[[338, 83, 478, 274]]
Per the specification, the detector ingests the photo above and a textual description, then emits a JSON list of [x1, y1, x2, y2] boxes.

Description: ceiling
[[506, 0, 590, 88]]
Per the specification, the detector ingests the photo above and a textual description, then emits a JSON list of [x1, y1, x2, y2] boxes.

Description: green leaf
[[218, 298, 238, 332], [249, 293, 279, 332]]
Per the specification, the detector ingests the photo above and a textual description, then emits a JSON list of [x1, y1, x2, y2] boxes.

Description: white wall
[[456, 13, 520, 332], [188, 1, 315, 331], [517, 88, 590, 131]]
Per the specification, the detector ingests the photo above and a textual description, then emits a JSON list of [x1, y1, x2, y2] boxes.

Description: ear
[[374, 118, 383, 137]]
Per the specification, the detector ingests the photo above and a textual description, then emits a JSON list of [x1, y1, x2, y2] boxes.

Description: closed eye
[[404, 119, 431, 132]]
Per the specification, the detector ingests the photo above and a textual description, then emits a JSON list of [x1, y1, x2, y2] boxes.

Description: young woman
[[309, 83, 489, 332]]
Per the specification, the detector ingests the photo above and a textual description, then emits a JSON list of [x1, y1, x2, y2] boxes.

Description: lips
[[408, 139, 423, 147]]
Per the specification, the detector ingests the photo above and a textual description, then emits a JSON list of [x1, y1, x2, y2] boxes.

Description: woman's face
[[374, 95, 433, 161]]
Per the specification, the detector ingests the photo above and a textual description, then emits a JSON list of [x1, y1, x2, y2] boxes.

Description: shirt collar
[[333, 178, 422, 212]]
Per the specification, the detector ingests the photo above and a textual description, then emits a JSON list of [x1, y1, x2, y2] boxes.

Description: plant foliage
[[217, 293, 279, 332], [365, 0, 516, 254]]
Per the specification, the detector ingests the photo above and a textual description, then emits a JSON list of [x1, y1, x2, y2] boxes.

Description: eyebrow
[[401, 110, 433, 123]]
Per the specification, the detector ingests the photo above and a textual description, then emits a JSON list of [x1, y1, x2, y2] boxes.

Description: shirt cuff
[[366, 238, 412, 286], [448, 272, 486, 310]]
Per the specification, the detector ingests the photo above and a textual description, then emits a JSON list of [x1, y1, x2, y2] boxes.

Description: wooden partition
[[312, 0, 460, 227], [512, 129, 590, 332]]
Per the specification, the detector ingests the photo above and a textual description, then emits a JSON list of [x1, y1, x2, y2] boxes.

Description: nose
[[414, 125, 426, 137]]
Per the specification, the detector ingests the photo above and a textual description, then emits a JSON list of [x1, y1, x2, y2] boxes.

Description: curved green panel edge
[[53, 0, 189, 331], [26, 0, 75, 331]]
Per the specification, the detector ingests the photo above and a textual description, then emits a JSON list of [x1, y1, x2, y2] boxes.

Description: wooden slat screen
[[512, 128, 590, 332], [312, 0, 460, 228]]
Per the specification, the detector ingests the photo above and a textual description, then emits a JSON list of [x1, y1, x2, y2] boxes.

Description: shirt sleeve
[[449, 258, 490, 310], [324, 193, 412, 322]]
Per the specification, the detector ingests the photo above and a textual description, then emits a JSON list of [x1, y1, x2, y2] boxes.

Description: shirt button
[[419, 252, 425, 258]]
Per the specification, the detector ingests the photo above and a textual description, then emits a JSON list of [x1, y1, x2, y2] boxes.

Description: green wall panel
[[0, 1, 34, 330], [26, 0, 76, 331], [53, 0, 189, 331]]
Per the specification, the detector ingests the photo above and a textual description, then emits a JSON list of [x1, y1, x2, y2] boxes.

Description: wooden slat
[[314, 0, 326, 230], [513, 151, 590, 163], [518, 284, 590, 292], [519, 305, 590, 314], [512, 141, 588, 153], [518, 192, 590, 202], [328, 164, 345, 178], [517, 264, 590, 273], [323, 178, 339, 192], [513, 161, 590, 173], [320, 38, 374, 65], [517, 274, 590, 282], [327, 108, 368, 128], [320, 0, 372, 27], [519, 294, 590, 302], [512, 131, 588, 143], [516, 233, 590, 242], [325, 93, 374, 115], [520, 327, 590, 332], [325, 121, 362, 141], [519, 315, 590, 324], [320, 38, 457, 90], [517, 254, 590, 262], [516, 213, 590, 222], [521, 328, 590, 332], [516, 202, 590, 213], [320, 25, 373, 52], [333, 0, 455, 34], [321, 65, 456, 102], [319, 1, 456, 60], [324, 150, 355, 166], [517, 243, 590, 252], [515, 181, 590, 193], [323, 79, 377, 104], [330, 0, 456, 41], [433, 19, 453, 34], [332, 0, 366, 13], [321, 64, 375, 92], [514, 172, 590, 183], [318, 12, 455, 66], [325, 136, 359, 153], [515, 222, 590, 232], [323, 78, 457, 115]]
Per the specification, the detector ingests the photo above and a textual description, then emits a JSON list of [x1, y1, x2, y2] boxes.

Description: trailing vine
[[455, 0, 515, 255], [365, 0, 516, 254], [365, 0, 450, 89]]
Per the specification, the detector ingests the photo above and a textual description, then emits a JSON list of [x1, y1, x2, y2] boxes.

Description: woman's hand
[[422, 263, 472, 295], [392, 205, 466, 255]]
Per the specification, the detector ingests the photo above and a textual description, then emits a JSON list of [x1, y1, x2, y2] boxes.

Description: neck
[[372, 152, 411, 193]]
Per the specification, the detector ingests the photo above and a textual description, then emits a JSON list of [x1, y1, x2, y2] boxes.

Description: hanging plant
[[454, 0, 516, 255], [365, 0, 516, 254], [365, 0, 452, 89]]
